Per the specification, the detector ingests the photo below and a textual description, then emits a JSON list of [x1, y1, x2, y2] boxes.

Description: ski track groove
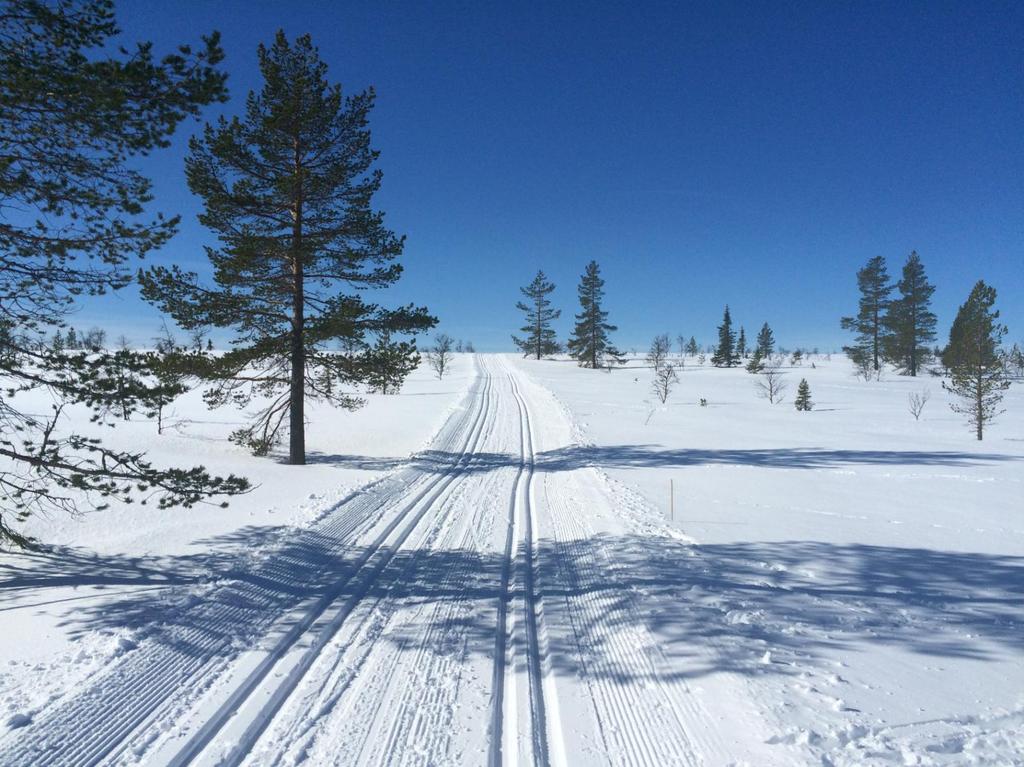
[[361, 362, 518, 767], [522, 359, 728, 765], [507, 368, 566, 767], [1, 356, 738, 767], [0, 358, 489, 767], [255, 359, 506, 766], [173, 363, 497, 767]]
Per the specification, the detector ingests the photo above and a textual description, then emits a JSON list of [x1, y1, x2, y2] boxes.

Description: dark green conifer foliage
[[0, 0, 248, 548], [737, 326, 747, 359], [365, 332, 420, 395], [512, 270, 561, 359], [567, 261, 622, 369], [711, 305, 738, 367], [756, 322, 775, 358], [141, 32, 434, 464], [884, 251, 937, 376], [745, 350, 765, 374], [794, 378, 813, 411], [686, 336, 699, 356], [941, 281, 1009, 440], [841, 256, 893, 371]]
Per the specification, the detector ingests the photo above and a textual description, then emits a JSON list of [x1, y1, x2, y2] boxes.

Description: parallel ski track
[[166, 365, 497, 767], [490, 367, 566, 767], [0, 360, 492, 767], [344, 384, 510, 766], [243, 359, 508, 766], [536, 420, 728, 762], [488, 371, 520, 767]]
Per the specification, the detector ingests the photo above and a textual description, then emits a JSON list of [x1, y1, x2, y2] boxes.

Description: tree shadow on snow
[[537, 444, 1022, 471], [5, 525, 1022, 687], [301, 444, 1021, 474]]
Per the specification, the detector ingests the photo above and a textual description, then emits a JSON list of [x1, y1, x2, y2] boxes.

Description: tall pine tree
[[142, 33, 434, 464], [884, 251, 937, 376], [512, 270, 561, 359], [841, 256, 892, 371], [756, 322, 775, 358], [0, 0, 248, 547], [711, 305, 738, 367], [737, 326, 747, 358], [941, 281, 1009, 440], [567, 261, 622, 369]]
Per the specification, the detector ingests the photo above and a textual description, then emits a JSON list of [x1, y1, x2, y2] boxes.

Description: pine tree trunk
[[975, 370, 983, 441], [290, 263, 305, 463], [535, 311, 541, 360], [872, 306, 880, 370], [289, 139, 306, 465], [909, 302, 918, 376]]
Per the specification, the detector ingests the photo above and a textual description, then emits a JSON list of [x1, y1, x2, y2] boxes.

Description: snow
[[1, 352, 1021, 765], [0, 356, 476, 748], [514, 353, 1024, 765]]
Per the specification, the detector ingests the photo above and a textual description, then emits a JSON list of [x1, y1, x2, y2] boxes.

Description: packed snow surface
[[1, 353, 1021, 765]]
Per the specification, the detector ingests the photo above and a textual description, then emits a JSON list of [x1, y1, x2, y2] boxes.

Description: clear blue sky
[[84, 0, 1023, 352]]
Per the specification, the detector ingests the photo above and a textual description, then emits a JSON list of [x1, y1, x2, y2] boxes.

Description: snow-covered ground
[[1, 353, 1021, 765], [0, 357, 475, 750], [514, 353, 1024, 765]]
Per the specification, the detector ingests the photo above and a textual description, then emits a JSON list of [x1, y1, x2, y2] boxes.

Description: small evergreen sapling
[[512, 270, 561, 359], [941, 281, 1009, 440], [711, 305, 739, 367], [841, 255, 893, 372], [745, 350, 765, 374], [756, 322, 775, 358], [567, 261, 623, 369], [794, 378, 813, 411]]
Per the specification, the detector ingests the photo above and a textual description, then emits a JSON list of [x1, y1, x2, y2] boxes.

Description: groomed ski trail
[[1, 354, 789, 766]]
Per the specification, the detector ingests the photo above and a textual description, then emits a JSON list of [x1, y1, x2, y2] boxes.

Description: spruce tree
[[756, 322, 775, 358], [941, 281, 1009, 440], [745, 350, 765, 374], [567, 261, 622, 368], [0, 0, 247, 547], [737, 326, 747, 359], [142, 33, 434, 463], [841, 256, 893, 371], [884, 251, 937, 376], [794, 378, 813, 411], [711, 305, 738, 367], [365, 331, 420, 395], [686, 336, 699, 356], [511, 270, 561, 359]]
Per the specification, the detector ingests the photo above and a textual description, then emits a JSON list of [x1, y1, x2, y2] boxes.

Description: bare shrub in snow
[[647, 334, 671, 373], [755, 356, 787, 404], [651, 362, 679, 404], [908, 389, 930, 420], [426, 334, 454, 379]]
